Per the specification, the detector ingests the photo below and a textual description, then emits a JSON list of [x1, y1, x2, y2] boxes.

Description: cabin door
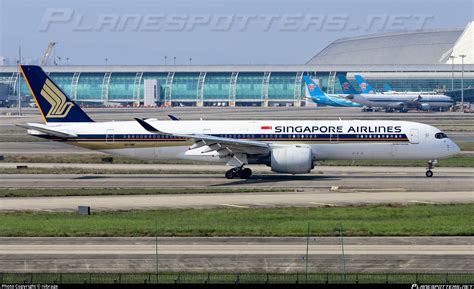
[[409, 129, 419, 144], [106, 129, 115, 144]]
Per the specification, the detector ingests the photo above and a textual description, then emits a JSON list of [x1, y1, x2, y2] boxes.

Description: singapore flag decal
[[261, 125, 272, 130]]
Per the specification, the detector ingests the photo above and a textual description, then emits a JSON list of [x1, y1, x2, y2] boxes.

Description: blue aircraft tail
[[20, 65, 93, 123], [354, 75, 375, 94], [303, 75, 327, 98], [337, 74, 360, 94], [383, 84, 392, 92]]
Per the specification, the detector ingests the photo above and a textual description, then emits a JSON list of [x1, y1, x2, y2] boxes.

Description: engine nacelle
[[270, 145, 313, 174], [420, 103, 430, 111]]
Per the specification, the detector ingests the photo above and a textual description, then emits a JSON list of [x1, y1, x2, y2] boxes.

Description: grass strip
[[0, 168, 223, 175], [0, 204, 472, 237], [0, 188, 291, 198]]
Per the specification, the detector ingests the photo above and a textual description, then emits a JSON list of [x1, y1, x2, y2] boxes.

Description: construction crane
[[41, 42, 57, 66]]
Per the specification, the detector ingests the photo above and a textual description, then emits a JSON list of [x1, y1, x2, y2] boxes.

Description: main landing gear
[[225, 166, 253, 179], [426, 160, 435, 177]]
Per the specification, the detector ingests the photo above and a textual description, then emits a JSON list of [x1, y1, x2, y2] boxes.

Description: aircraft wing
[[135, 118, 270, 158], [17, 123, 77, 138], [396, 96, 421, 109], [386, 102, 406, 109]]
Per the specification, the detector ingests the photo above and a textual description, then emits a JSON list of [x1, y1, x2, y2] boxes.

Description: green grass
[[1, 272, 472, 284], [3, 154, 204, 164], [0, 167, 222, 175], [1, 204, 472, 237], [459, 142, 474, 151], [0, 188, 292, 198]]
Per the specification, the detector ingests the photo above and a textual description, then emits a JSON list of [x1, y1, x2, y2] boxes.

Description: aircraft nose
[[450, 140, 461, 154]]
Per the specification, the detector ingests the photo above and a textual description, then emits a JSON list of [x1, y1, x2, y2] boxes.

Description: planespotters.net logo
[[411, 285, 474, 289]]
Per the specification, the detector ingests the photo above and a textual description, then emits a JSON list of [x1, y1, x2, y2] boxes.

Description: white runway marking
[[408, 200, 437, 205], [220, 204, 250, 209], [309, 202, 336, 207]]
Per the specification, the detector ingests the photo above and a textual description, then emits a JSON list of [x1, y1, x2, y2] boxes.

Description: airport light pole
[[105, 57, 108, 66], [155, 221, 159, 281], [339, 224, 346, 283], [449, 55, 456, 91], [164, 56, 167, 65], [459, 54, 466, 110], [173, 56, 176, 65], [189, 57, 192, 65], [66, 57, 69, 66], [305, 222, 309, 283], [17, 45, 21, 116]]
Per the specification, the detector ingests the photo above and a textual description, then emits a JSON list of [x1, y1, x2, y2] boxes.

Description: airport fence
[[1, 272, 473, 284]]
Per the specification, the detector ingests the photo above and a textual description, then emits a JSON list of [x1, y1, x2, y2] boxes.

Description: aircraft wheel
[[225, 168, 240, 179], [240, 168, 252, 179], [225, 169, 236, 179], [425, 170, 433, 178]]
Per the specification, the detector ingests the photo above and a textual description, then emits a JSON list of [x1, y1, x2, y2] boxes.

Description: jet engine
[[419, 103, 430, 111], [270, 145, 314, 174]]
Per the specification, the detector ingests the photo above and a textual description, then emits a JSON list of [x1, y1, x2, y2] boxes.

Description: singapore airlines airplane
[[18, 65, 460, 178]]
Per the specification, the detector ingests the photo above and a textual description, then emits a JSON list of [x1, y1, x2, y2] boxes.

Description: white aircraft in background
[[382, 83, 437, 95], [18, 65, 460, 178], [347, 75, 454, 112]]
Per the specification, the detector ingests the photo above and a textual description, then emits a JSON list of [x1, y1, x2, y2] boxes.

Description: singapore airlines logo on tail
[[40, 79, 74, 118]]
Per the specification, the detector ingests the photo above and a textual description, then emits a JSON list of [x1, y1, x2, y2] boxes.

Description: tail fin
[[383, 84, 392, 92], [354, 75, 375, 94], [303, 75, 327, 98], [337, 74, 360, 94], [20, 65, 93, 123]]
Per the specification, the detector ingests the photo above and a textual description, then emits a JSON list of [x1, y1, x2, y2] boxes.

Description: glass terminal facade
[[1, 68, 473, 106]]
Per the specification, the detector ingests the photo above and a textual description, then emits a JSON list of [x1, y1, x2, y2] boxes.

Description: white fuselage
[[350, 94, 453, 110], [28, 120, 460, 167]]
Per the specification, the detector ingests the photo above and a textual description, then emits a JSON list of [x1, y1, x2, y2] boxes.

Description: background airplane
[[357, 75, 438, 95], [339, 75, 454, 112], [303, 76, 361, 107]]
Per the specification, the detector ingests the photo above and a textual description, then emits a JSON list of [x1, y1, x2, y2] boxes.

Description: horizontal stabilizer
[[16, 124, 77, 138]]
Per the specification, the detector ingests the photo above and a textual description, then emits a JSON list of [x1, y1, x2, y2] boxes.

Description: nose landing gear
[[225, 166, 253, 179], [426, 160, 435, 177]]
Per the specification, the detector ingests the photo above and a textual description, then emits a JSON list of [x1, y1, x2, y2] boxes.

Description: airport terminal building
[[1, 24, 473, 107]]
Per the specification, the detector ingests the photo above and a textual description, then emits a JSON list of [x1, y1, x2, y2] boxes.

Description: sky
[[0, 0, 472, 65]]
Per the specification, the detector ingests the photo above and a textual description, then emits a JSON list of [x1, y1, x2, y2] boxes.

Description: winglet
[[168, 114, 180, 121], [134, 118, 161, 133]]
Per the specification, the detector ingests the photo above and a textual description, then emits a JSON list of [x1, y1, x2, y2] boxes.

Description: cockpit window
[[435, 132, 448, 139]]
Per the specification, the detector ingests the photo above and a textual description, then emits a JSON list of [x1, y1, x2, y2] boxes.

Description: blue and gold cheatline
[[36, 132, 409, 150]]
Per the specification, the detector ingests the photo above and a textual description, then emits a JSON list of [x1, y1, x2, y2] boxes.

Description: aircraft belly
[[313, 143, 427, 160], [101, 146, 226, 163]]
